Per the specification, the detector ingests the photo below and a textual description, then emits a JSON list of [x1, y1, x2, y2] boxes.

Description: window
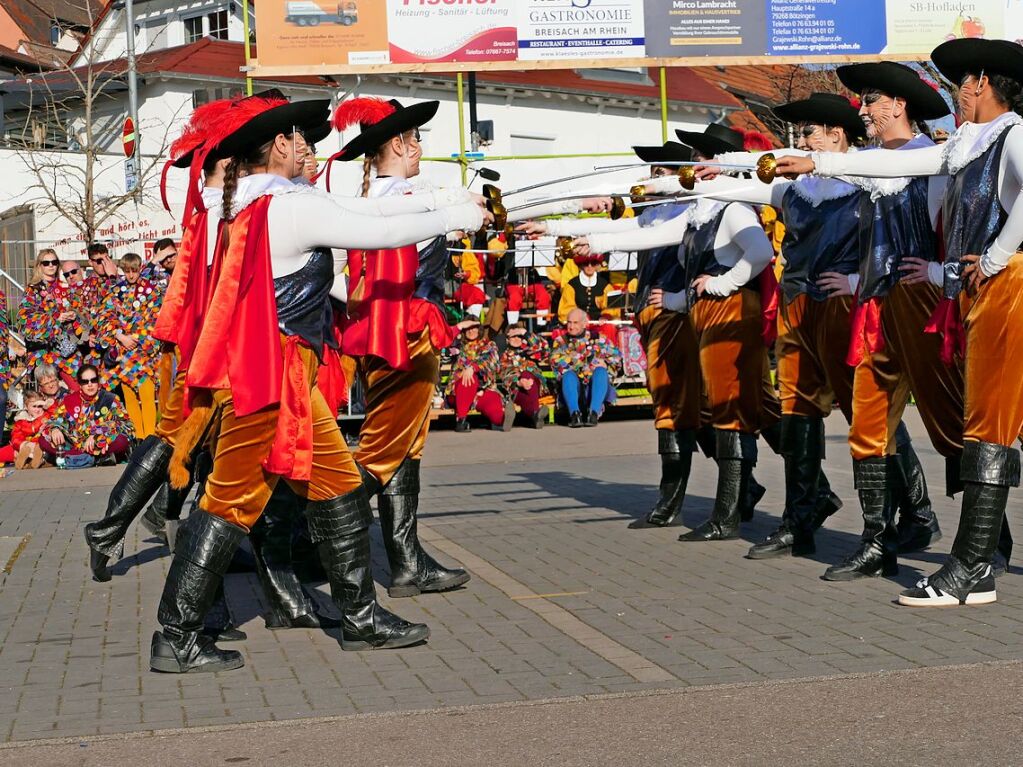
[[208, 10, 229, 40], [192, 86, 244, 109], [183, 15, 203, 43]]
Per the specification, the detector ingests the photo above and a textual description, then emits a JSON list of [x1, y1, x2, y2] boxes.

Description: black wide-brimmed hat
[[332, 98, 439, 161], [674, 124, 744, 157], [931, 38, 1023, 87], [212, 97, 331, 161], [633, 141, 693, 164], [837, 62, 950, 120], [773, 92, 867, 139]]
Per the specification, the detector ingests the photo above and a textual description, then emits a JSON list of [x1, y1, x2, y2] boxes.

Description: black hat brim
[[837, 63, 950, 120], [215, 99, 331, 160], [338, 100, 439, 161], [674, 129, 742, 158], [304, 120, 331, 146], [773, 98, 866, 140], [932, 38, 1023, 88], [633, 141, 692, 164]]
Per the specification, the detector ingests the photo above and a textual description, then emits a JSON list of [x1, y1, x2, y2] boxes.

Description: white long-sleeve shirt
[[811, 113, 1023, 278], [587, 199, 772, 297]]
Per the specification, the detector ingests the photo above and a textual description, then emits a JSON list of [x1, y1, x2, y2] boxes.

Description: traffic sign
[[124, 155, 138, 194], [122, 117, 136, 158]]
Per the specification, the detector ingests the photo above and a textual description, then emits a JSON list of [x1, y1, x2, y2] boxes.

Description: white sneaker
[[898, 566, 996, 607]]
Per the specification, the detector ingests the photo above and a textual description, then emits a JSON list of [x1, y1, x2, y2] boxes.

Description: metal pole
[[659, 67, 668, 143], [124, 0, 140, 191], [468, 71, 479, 152], [242, 0, 254, 96], [456, 72, 467, 186]]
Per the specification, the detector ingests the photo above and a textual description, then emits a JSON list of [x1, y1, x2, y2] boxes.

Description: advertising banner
[[250, 0, 1023, 75], [517, 0, 646, 61]]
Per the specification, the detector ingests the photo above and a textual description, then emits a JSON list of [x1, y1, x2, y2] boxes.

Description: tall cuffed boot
[[679, 430, 755, 542], [695, 424, 761, 522], [629, 429, 695, 528], [748, 415, 823, 559], [251, 484, 339, 629], [306, 487, 430, 650], [84, 435, 172, 582], [893, 426, 942, 553], [149, 511, 247, 673], [141, 480, 192, 544], [824, 456, 900, 581], [378, 458, 470, 597], [900, 441, 1017, 606]]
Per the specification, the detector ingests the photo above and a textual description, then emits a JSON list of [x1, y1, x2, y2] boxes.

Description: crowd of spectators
[[0, 239, 175, 471]]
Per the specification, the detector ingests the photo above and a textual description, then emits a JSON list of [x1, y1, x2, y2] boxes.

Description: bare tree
[[6, 0, 174, 245]]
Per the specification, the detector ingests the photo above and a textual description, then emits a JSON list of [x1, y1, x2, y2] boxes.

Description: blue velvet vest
[[857, 176, 936, 301], [413, 235, 449, 308], [942, 128, 1012, 297], [679, 205, 730, 288], [780, 185, 860, 302], [635, 202, 688, 312], [274, 247, 335, 358]]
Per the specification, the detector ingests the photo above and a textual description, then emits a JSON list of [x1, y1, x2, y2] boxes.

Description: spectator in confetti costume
[[498, 324, 550, 429], [551, 307, 621, 428], [445, 320, 514, 433], [18, 249, 86, 381], [39, 364, 134, 465]]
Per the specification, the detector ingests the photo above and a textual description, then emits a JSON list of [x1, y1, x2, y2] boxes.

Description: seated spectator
[[34, 363, 70, 407], [0, 287, 9, 425], [445, 320, 514, 433], [499, 325, 550, 429], [0, 391, 50, 468], [18, 248, 86, 381], [551, 308, 622, 428], [96, 252, 164, 438], [39, 364, 134, 466]]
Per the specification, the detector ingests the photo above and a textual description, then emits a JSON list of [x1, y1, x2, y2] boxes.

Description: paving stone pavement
[[1, 409, 1022, 744]]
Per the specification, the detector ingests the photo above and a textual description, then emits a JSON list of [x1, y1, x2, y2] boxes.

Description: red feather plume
[[847, 96, 862, 110], [169, 98, 234, 161], [204, 95, 289, 152], [331, 97, 395, 132], [742, 130, 774, 151]]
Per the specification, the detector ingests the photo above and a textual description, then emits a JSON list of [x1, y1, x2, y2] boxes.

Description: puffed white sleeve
[[812, 144, 945, 179], [702, 204, 772, 296], [587, 213, 688, 254], [330, 249, 348, 302], [686, 174, 789, 207], [329, 187, 472, 216], [545, 216, 641, 237], [275, 193, 484, 252], [981, 126, 1023, 277]]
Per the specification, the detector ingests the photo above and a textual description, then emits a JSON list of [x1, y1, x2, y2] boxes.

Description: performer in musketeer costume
[[776, 38, 1023, 606]]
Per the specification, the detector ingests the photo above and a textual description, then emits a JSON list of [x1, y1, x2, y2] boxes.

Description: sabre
[[507, 194, 629, 219], [596, 153, 779, 191], [625, 186, 758, 211]]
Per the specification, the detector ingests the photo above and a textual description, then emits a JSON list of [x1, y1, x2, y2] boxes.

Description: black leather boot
[[306, 487, 430, 650], [202, 585, 247, 642], [629, 429, 695, 528], [747, 415, 822, 559], [900, 441, 1017, 606], [150, 511, 247, 673], [84, 435, 172, 582], [894, 428, 942, 553], [141, 480, 192, 543], [823, 456, 900, 581], [679, 430, 755, 542], [812, 470, 844, 530], [251, 484, 340, 629], [693, 423, 760, 521], [378, 459, 470, 597]]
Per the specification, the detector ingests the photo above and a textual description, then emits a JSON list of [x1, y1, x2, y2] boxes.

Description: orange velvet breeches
[[776, 293, 854, 421], [636, 305, 701, 432], [355, 328, 439, 487], [962, 254, 1023, 447], [691, 289, 766, 434], [198, 341, 361, 532], [848, 282, 964, 460]]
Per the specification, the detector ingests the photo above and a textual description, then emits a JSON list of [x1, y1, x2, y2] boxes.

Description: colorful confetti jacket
[[96, 277, 165, 391], [444, 338, 501, 398], [499, 332, 549, 393], [18, 280, 86, 377], [550, 332, 622, 383], [76, 273, 118, 365], [0, 289, 9, 388], [44, 390, 134, 454]]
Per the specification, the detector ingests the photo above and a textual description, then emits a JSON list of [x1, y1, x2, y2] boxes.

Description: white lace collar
[[579, 271, 598, 288], [850, 133, 935, 200], [681, 198, 727, 229], [792, 174, 858, 206], [208, 174, 323, 218], [943, 112, 1023, 175]]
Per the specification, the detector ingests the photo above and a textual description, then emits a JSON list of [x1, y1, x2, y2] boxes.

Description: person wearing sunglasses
[[144, 238, 178, 287], [61, 261, 84, 286], [17, 248, 85, 381], [38, 363, 133, 465], [77, 243, 119, 367]]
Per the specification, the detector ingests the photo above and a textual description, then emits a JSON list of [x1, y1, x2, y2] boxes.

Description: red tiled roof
[[0, 43, 49, 71], [1, 0, 102, 47], [691, 64, 844, 107]]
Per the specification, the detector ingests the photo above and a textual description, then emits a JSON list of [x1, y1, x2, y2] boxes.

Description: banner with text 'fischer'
[[251, 0, 1023, 74]]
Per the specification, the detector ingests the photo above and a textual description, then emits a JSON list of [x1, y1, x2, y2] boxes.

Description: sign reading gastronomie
[[251, 0, 1023, 74]]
